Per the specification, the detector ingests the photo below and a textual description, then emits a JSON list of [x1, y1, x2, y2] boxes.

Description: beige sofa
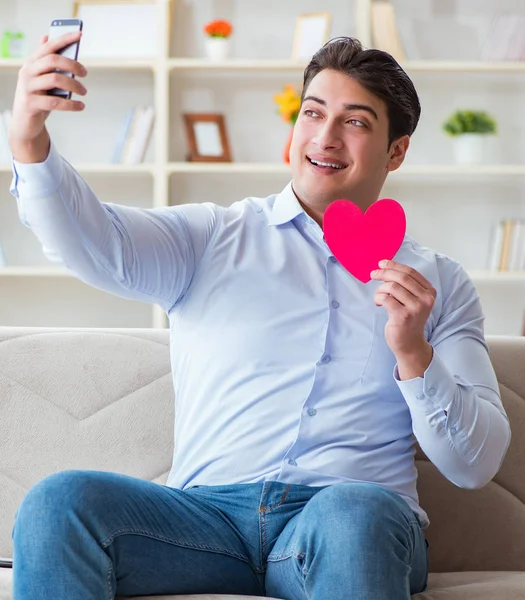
[[0, 326, 524, 600]]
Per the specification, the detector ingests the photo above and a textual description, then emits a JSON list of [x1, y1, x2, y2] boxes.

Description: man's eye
[[304, 109, 318, 117], [349, 119, 366, 128]]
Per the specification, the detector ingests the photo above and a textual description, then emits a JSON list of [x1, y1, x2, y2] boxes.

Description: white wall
[[0, 0, 524, 333]]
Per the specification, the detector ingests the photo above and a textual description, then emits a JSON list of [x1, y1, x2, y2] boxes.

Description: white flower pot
[[452, 133, 486, 165], [205, 37, 230, 61]]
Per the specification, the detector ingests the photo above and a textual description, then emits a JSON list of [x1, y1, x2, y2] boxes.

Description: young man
[[8, 35, 510, 600]]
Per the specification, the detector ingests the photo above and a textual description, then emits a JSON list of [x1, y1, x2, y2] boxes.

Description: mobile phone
[[0, 558, 13, 568], [46, 18, 83, 99]]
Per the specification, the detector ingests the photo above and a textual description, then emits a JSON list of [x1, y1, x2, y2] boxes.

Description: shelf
[[0, 58, 156, 71], [2, 161, 523, 178], [2, 57, 524, 75], [1, 266, 524, 283], [391, 164, 525, 180], [168, 58, 525, 73], [468, 271, 525, 283], [403, 61, 525, 73], [0, 163, 155, 175], [0, 267, 70, 277], [168, 58, 308, 71], [168, 162, 291, 174], [168, 163, 525, 176]]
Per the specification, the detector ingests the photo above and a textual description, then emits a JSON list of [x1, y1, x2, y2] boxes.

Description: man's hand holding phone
[[9, 28, 87, 163]]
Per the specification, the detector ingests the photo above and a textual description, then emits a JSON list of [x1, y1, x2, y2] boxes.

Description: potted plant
[[442, 109, 497, 165], [203, 19, 233, 61], [273, 84, 301, 163]]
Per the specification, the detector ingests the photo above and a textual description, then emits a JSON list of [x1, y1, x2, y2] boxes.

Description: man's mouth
[[307, 156, 348, 170]]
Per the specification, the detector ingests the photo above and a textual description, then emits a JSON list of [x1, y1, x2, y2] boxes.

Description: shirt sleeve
[[394, 258, 511, 489], [10, 140, 221, 313]]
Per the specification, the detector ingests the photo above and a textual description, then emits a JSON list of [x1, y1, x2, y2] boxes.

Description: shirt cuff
[[10, 139, 65, 199], [394, 350, 457, 413]]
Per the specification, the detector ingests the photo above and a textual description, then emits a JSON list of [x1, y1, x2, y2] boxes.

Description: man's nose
[[314, 121, 343, 149]]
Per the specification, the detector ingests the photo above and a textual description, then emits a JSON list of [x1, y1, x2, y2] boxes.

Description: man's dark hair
[[302, 37, 421, 148]]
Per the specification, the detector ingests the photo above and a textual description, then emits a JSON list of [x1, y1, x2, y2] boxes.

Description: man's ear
[[387, 135, 410, 173]]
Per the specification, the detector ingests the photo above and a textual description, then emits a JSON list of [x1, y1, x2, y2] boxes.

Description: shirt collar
[[266, 182, 306, 227]]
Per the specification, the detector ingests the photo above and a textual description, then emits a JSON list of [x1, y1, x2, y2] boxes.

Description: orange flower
[[204, 19, 233, 38], [273, 84, 301, 125]]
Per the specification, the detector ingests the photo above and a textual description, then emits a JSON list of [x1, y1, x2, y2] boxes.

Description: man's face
[[290, 68, 408, 212]]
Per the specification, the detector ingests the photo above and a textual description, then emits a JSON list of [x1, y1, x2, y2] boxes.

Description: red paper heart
[[323, 198, 406, 283]]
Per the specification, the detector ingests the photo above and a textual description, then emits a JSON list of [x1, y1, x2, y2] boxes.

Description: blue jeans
[[12, 470, 428, 599]]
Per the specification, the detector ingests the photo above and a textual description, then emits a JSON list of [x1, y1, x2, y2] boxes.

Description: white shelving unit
[[0, 0, 524, 333]]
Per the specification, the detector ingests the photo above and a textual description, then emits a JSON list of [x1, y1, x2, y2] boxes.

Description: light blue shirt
[[10, 142, 511, 528]]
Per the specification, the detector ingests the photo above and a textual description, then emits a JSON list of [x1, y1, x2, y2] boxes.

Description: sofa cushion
[[414, 572, 525, 599], [2, 568, 525, 599]]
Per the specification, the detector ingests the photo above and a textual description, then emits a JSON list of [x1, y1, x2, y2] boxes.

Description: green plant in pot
[[442, 110, 497, 165]]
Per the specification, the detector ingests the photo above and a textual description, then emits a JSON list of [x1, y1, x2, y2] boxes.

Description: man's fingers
[[32, 94, 85, 113], [375, 281, 417, 309], [377, 260, 433, 291], [27, 71, 87, 97], [32, 30, 82, 61], [30, 53, 87, 79]]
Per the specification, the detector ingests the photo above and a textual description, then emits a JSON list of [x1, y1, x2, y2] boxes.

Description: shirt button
[[307, 408, 317, 416], [288, 459, 297, 466], [331, 300, 340, 309], [319, 355, 331, 364], [416, 392, 425, 400], [428, 387, 437, 396], [330, 256, 337, 263], [450, 426, 457, 434]]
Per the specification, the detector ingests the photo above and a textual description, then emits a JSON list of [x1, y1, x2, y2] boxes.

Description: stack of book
[[481, 14, 525, 61], [371, 0, 406, 62], [487, 219, 525, 272], [111, 105, 155, 164], [0, 109, 12, 166]]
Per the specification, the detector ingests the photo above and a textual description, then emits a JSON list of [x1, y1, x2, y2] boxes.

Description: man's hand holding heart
[[323, 198, 437, 381], [370, 259, 436, 380]]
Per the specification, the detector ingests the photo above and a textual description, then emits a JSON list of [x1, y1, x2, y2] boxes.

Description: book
[[120, 106, 144, 164], [124, 105, 155, 164], [0, 239, 6, 268], [499, 219, 514, 271], [516, 220, 525, 271], [487, 220, 504, 271], [111, 107, 135, 164], [481, 13, 525, 61], [0, 109, 12, 165], [371, 1, 406, 62], [509, 220, 524, 271]]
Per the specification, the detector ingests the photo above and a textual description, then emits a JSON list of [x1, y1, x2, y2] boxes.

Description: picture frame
[[72, 0, 172, 59], [182, 113, 232, 163], [292, 12, 332, 61]]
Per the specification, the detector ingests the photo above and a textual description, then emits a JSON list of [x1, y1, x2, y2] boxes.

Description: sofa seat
[[2, 568, 525, 600], [1, 329, 524, 599]]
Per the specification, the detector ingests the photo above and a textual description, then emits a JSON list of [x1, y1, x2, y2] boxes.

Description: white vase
[[453, 133, 485, 165], [205, 37, 230, 61]]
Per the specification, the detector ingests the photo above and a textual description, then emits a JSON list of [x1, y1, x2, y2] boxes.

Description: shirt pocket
[[359, 309, 398, 389]]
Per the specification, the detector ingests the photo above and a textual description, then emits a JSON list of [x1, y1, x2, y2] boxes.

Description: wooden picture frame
[[72, 0, 171, 59], [292, 12, 332, 61], [183, 113, 232, 162]]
